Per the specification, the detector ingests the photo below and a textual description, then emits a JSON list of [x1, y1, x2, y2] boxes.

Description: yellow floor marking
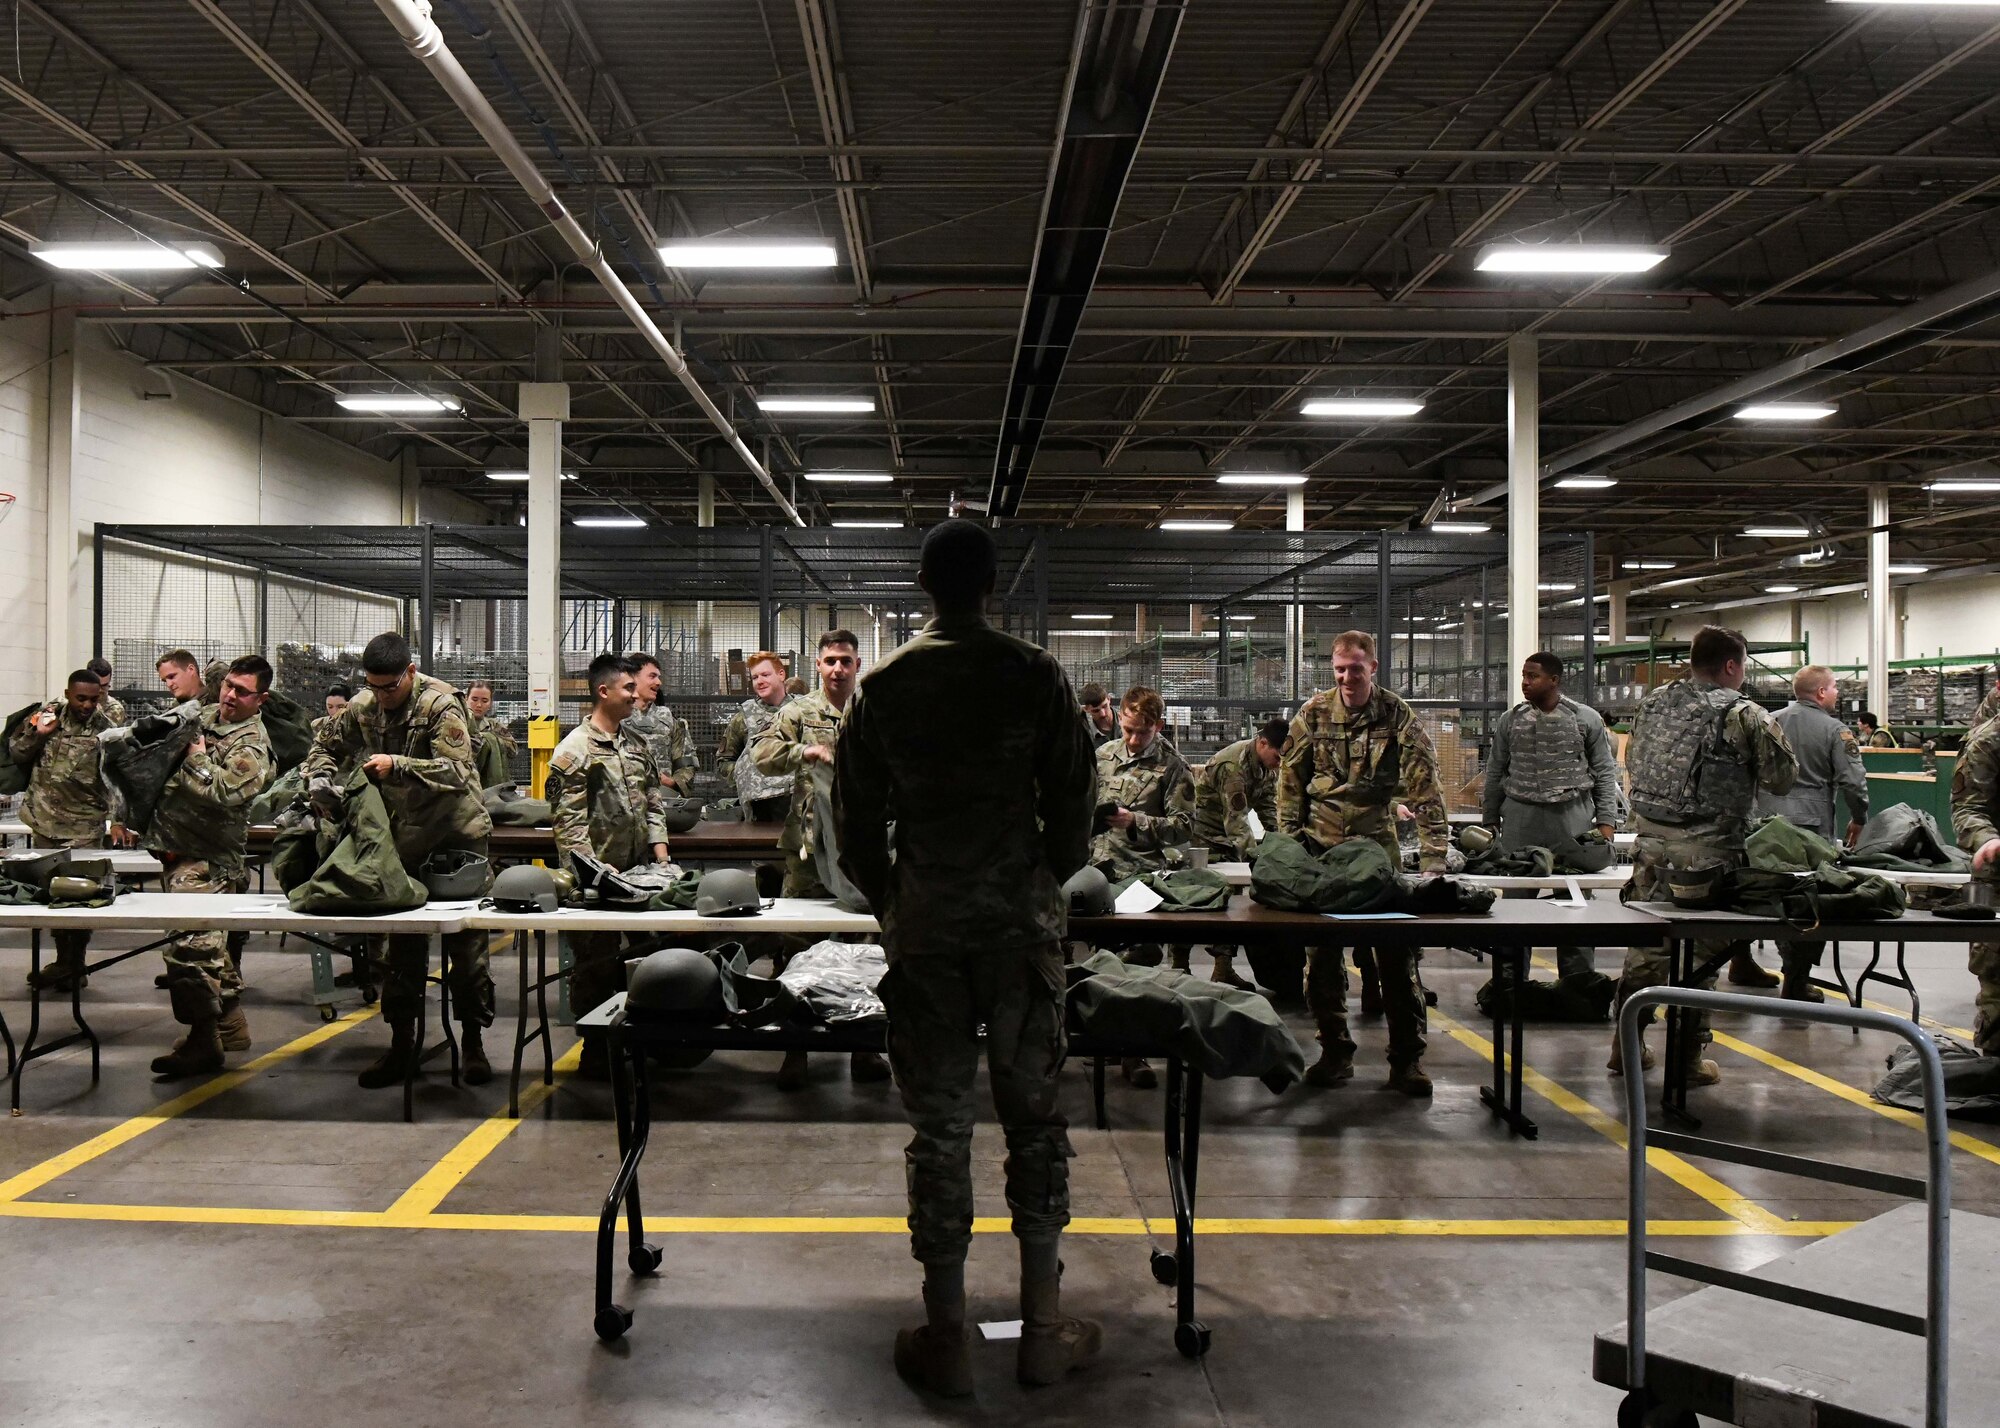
[[0, 1005, 376, 1204], [383, 1039, 583, 1218], [0, 1199, 1852, 1237]]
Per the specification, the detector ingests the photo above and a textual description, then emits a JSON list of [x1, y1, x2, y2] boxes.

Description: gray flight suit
[[1756, 699, 1870, 984], [833, 614, 1097, 1267]]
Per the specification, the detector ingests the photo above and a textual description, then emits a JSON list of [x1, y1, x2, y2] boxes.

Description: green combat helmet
[[1063, 866, 1114, 916], [624, 947, 723, 1067], [695, 868, 761, 916], [419, 848, 491, 901], [491, 864, 559, 913], [660, 797, 704, 834]]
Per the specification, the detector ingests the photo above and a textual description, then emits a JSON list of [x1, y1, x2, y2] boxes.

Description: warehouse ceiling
[[10, 0, 2000, 617]]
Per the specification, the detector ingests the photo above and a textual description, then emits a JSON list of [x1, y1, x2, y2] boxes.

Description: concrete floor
[[0, 927, 1991, 1427]]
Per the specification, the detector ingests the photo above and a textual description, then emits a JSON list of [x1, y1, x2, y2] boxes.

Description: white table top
[[468, 896, 882, 936], [0, 819, 29, 840], [0, 891, 470, 934], [1209, 860, 1631, 893], [1, 846, 164, 877]]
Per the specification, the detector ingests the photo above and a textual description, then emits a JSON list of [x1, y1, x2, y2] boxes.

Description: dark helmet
[[491, 864, 559, 913], [1457, 823, 1498, 855], [1554, 829, 1615, 873], [695, 868, 761, 916], [660, 797, 704, 834], [1063, 866, 1113, 916], [1666, 860, 1730, 909], [419, 848, 491, 900], [624, 948, 722, 1067], [703, 798, 745, 824]]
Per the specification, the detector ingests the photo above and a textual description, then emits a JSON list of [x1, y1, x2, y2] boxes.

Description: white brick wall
[[0, 303, 50, 714]]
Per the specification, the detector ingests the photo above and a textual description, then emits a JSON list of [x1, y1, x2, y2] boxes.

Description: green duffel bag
[[0, 699, 45, 796], [1745, 815, 1844, 873], [1248, 832, 1397, 914], [480, 782, 552, 827], [286, 777, 428, 916], [1109, 866, 1233, 912]]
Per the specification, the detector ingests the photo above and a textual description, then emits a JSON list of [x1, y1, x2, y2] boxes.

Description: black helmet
[[1554, 829, 1615, 874], [660, 797, 704, 834], [1064, 866, 1114, 916], [420, 848, 491, 900], [624, 948, 722, 1067], [695, 868, 761, 916], [1666, 860, 1730, 909], [491, 864, 559, 913], [703, 798, 745, 824]]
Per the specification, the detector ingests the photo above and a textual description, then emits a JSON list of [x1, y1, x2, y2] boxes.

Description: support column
[[45, 298, 77, 691], [1506, 333, 1539, 674], [1286, 486, 1305, 700], [520, 381, 569, 720], [1608, 580, 1632, 647], [1868, 485, 1891, 727], [397, 446, 421, 524], [698, 472, 715, 674]]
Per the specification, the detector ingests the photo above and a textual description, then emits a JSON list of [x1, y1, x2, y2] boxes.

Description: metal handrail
[[1619, 986, 1951, 1428]]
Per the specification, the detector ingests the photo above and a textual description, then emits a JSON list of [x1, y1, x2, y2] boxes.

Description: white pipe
[[369, 0, 804, 526], [1868, 485, 1890, 724], [1506, 333, 1539, 675]]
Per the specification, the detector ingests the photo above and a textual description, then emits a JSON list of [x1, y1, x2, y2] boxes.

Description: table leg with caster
[[1159, 1055, 1209, 1359], [594, 1026, 659, 1342]]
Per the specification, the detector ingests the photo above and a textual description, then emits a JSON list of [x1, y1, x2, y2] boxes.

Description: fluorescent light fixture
[[1227, 614, 1257, 622], [1829, 1, 2000, 6], [1475, 244, 1667, 275], [1538, 582, 1575, 592], [336, 394, 460, 413], [1554, 475, 1617, 489], [865, 580, 916, 587], [1888, 563, 1931, 575], [1925, 479, 2000, 492], [757, 396, 874, 414], [657, 241, 837, 268], [1300, 398, 1423, 418], [804, 471, 892, 484], [1744, 524, 1811, 538], [832, 520, 902, 529], [31, 240, 223, 270], [573, 516, 646, 529], [1622, 560, 1676, 570], [1071, 613, 1114, 621], [1436, 621, 1462, 631], [485, 470, 577, 482], [1735, 403, 1836, 421], [1160, 520, 1234, 532], [1430, 520, 1491, 534], [1765, 584, 1800, 594], [1215, 473, 1305, 486]]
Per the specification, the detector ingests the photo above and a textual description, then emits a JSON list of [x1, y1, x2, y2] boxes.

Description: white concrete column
[[1286, 485, 1305, 699], [697, 472, 716, 669], [1868, 484, 1890, 724], [45, 298, 77, 685], [1506, 334, 1539, 675], [520, 381, 568, 718], [1607, 579, 1631, 647], [397, 447, 421, 524]]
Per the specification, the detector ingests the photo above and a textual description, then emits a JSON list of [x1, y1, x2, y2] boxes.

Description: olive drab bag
[[259, 689, 316, 775], [1108, 866, 1234, 912], [1745, 815, 1844, 874], [0, 700, 44, 795], [1249, 832, 1398, 913], [285, 774, 428, 915], [1627, 679, 1756, 826]]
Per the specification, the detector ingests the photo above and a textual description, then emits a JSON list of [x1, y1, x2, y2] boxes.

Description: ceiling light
[[757, 397, 874, 413], [573, 516, 646, 529], [1430, 520, 1491, 534], [832, 520, 903, 529], [485, 470, 577, 482], [1215, 473, 1305, 486], [864, 580, 916, 587], [1475, 245, 1667, 275], [1744, 524, 1811, 538], [1554, 475, 1617, 490], [657, 241, 837, 268], [1436, 621, 1462, 631], [804, 471, 893, 483], [1888, 563, 1931, 575], [31, 240, 223, 270], [1735, 403, 1836, 421], [1227, 614, 1258, 622], [1538, 582, 1575, 592], [1300, 398, 1424, 418], [1829, 1, 2000, 6], [1925, 479, 2000, 493], [1160, 520, 1234, 532], [1071, 613, 1114, 621], [336, 394, 459, 413], [1622, 560, 1676, 570], [1766, 584, 1800, 593]]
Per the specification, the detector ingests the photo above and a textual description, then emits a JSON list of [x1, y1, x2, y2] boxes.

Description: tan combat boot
[[1017, 1274, 1102, 1386], [893, 1280, 973, 1398], [1385, 1058, 1433, 1098], [1607, 1033, 1656, 1076], [460, 1022, 492, 1086], [151, 1021, 224, 1079]]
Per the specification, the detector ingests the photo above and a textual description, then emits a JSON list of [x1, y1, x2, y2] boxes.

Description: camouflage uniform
[[1974, 684, 2000, 733], [98, 692, 127, 727], [1278, 685, 1449, 1069], [1865, 729, 1899, 750], [833, 614, 1096, 1266], [466, 712, 517, 789], [10, 699, 115, 970], [1952, 722, 2000, 1055], [547, 718, 673, 1022], [1088, 736, 1194, 882], [717, 693, 797, 818], [751, 687, 849, 898], [1618, 677, 1796, 1054], [303, 674, 495, 1027], [624, 701, 696, 792], [144, 706, 273, 1014], [1178, 737, 1277, 974]]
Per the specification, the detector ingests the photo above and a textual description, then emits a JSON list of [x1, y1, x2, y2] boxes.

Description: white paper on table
[[1114, 879, 1165, 914], [1246, 809, 1266, 843], [979, 1320, 1023, 1341]]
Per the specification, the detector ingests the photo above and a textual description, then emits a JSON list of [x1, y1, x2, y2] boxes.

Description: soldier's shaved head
[[918, 519, 997, 610]]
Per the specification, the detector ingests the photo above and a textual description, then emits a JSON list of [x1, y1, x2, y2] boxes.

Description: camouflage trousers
[[1971, 942, 2000, 1056], [779, 853, 830, 966], [1305, 944, 1427, 1065], [879, 941, 1073, 1266], [1617, 842, 1742, 1054], [160, 856, 249, 1025], [375, 929, 493, 1028]]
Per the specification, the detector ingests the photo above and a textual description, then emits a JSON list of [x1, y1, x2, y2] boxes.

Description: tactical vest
[[1499, 700, 1593, 807], [733, 697, 795, 804], [1628, 679, 1756, 827]]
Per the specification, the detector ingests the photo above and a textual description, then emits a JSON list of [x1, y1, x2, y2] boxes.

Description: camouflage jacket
[[1089, 733, 1194, 878], [98, 693, 128, 727], [145, 705, 273, 869], [1975, 683, 2000, 733], [717, 694, 796, 803], [9, 700, 112, 843], [1278, 685, 1449, 871], [546, 718, 671, 872], [1627, 677, 1795, 851], [1953, 719, 2000, 861], [623, 702, 695, 789], [1191, 737, 1277, 859], [469, 712, 519, 756], [1865, 729, 1899, 750], [302, 672, 491, 865], [834, 616, 1096, 952], [751, 687, 849, 857]]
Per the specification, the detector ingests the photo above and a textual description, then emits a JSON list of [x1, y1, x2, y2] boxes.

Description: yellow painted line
[[0, 1005, 377, 1204], [383, 1038, 583, 1218], [1432, 1007, 1793, 1234], [0, 1199, 1853, 1237], [1712, 1030, 2000, 1171]]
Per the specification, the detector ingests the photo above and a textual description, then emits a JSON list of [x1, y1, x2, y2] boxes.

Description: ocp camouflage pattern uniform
[[1088, 735, 1194, 882], [304, 673, 495, 1028], [624, 701, 696, 792], [1278, 685, 1449, 1070], [1177, 737, 1277, 972], [547, 718, 673, 1023], [467, 711, 517, 789], [98, 692, 127, 727], [1865, 729, 1899, 749], [10, 698, 115, 970], [145, 705, 273, 1014], [832, 613, 1096, 1269], [1952, 722, 2000, 1055], [1974, 684, 2000, 734], [751, 687, 849, 898], [1618, 677, 1797, 1057], [717, 693, 797, 818]]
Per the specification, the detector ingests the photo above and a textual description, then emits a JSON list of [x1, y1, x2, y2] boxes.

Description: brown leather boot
[[893, 1280, 973, 1397], [151, 1021, 224, 1079], [357, 1019, 419, 1090], [1385, 1059, 1433, 1097], [1017, 1274, 1102, 1386], [1727, 949, 1779, 988]]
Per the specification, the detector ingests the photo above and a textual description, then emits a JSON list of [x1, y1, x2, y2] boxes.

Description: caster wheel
[[318, 1006, 337, 1024], [594, 1304, 634, 1342], [629, 1243, 664, 1275], [1149, 1250, 1178, 1285], [1173, 1320, 1211, 1359]]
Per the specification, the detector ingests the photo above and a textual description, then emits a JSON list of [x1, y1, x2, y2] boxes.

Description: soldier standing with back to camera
[[1615, 625, 1796, 1086], [9, 668, 116, 992]]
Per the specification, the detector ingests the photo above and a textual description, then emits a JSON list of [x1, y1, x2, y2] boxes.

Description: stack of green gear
[[1845, 805, 1971, 873], [1744, 815, 1844, 873], [1107, 867, 1233, 911], [1457, 828, 1613, 877], [279, 772, 428, 915], [247, 764, 306, 826], [480, 782, 551, 827], [1065, 949, 1306, 1091], [1249, 833, 1495, 916]]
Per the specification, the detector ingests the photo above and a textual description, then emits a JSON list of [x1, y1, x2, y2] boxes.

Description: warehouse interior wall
[[1666, 572, 2000, 674]]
